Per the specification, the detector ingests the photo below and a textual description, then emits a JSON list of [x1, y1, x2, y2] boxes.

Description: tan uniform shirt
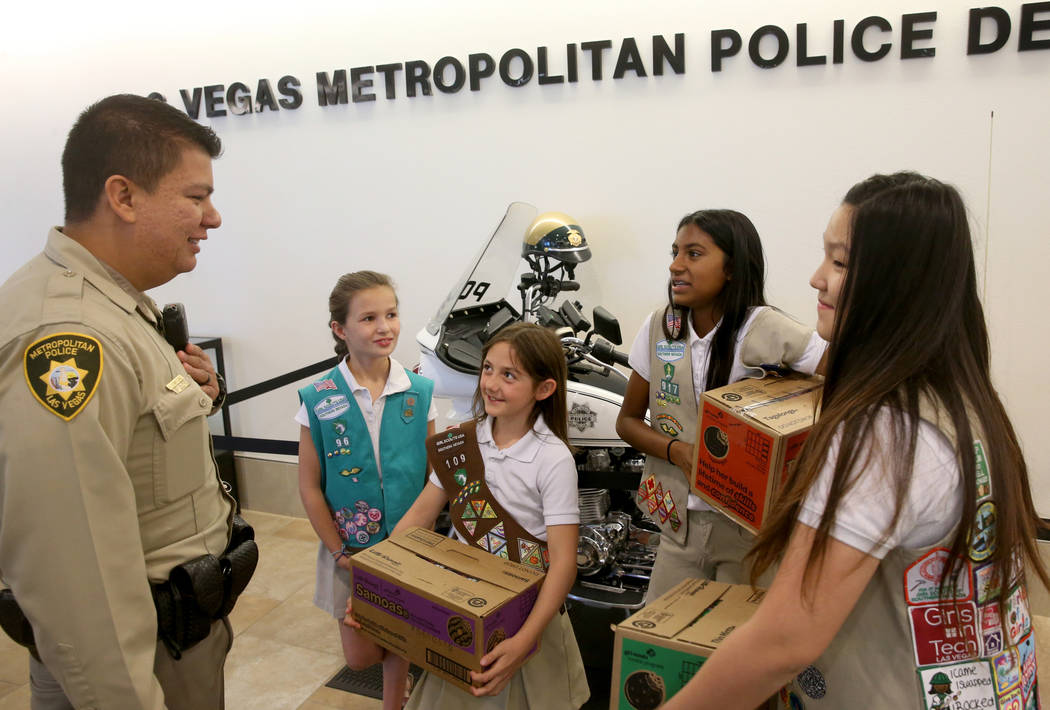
[[0, 228, 233, 709]]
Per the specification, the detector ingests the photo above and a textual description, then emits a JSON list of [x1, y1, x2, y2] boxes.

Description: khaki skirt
[[404, 609, 590, 710]]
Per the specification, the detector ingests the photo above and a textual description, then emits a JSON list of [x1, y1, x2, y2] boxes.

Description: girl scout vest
[[777, 403, 1039, 710], [299, 366, 432, 550], [636, 309, 695, 545], [426, 421, 550, 571], [635, 307, 818, 545]]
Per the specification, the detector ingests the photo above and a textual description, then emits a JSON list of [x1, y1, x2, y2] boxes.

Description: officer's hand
[[178, 343, 220, 401]]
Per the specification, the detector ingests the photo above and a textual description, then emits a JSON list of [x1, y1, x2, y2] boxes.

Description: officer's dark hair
[[662, 209, 767, 390], [328, 271, 398, 359], [62, 94, 222, 223]]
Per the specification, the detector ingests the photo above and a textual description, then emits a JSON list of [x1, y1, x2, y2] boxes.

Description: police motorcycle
[[417, 203, 659, 624]]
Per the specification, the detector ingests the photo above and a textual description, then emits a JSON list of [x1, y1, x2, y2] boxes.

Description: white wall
[[3, 0, 1049, 511]]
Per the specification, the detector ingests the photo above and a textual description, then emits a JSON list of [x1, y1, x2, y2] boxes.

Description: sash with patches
[[24, 333, 103, 421], [426, 421, 550, 571]]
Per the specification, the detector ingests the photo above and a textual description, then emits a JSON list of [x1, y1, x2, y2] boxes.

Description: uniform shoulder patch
[[23, 333, 103, 421]]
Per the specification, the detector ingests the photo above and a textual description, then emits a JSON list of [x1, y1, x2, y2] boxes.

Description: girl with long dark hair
[[664, 173, 1048, 709], [616, 209, 826, 598]]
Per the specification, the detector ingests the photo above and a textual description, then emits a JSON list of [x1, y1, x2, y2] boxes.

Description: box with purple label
[[349, 527, 545, 692]]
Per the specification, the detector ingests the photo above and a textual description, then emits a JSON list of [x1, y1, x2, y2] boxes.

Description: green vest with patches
[[298, 365, 432, 549]]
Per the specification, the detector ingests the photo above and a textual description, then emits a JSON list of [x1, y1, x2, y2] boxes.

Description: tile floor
[[0, 510, 1049, 709]]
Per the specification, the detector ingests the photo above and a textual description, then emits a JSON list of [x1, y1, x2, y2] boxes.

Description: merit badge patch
[[904, 548, 973, 606], [974, 440, 992, 500], [24, 333, 103, 421], [969, 501, 997, 562], [657, 413, 683, 438], [655, 339, 686, 363], [919, 661, 996, 710]]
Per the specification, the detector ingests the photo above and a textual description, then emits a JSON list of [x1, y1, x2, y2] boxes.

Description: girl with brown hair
[[664, 173, 1048, 709]]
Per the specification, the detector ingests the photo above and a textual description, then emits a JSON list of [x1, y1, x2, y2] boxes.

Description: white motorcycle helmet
[[523, 212, 591, 264]]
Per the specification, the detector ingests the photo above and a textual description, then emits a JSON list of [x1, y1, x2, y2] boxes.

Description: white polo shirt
[[295, 356, 438, 482], [429, 413, 580, 542]]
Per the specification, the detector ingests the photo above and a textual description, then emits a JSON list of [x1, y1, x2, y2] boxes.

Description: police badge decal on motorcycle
[[23, 333, 103, 421]]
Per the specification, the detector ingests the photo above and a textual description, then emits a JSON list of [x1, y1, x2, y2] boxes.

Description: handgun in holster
[[0, 589, 40, 661], [152, 515, 258, 659]]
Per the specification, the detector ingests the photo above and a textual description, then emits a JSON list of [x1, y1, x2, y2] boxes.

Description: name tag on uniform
[[166, 374, 190, 393]]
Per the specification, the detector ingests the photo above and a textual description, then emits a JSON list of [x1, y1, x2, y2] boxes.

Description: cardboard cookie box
[[349, 526, 544, 692], [611, 578, 773, 710], [691, 373, 823, 534]]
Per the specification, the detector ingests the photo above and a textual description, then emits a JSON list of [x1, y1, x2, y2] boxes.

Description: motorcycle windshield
[[425, 202, 537, 335]]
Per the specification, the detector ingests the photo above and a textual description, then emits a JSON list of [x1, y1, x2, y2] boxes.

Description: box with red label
[[690, 374, 822, 534], [349, 527, 544, 693]]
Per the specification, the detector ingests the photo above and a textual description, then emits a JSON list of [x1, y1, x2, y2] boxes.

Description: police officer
[[0, 94, 236, 709]]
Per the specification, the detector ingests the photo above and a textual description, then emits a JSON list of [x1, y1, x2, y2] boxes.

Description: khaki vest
[[777, 402, 1038, 710], [635, 308, 697, 545]]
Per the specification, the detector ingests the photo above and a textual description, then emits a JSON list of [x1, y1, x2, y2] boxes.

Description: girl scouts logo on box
[[655, 340, 686, 363], [702, 425, 729, 459], [314, 394, 350, 420], [904, 549, 972, 605], [24, 333, 103, 421]]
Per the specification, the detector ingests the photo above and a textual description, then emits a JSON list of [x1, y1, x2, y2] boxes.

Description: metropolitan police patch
[[23, 333, 103, 421]]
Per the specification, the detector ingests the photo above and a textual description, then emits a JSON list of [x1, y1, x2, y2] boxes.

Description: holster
[[152, 515, 258, 659], [0, 589, 40, 661]]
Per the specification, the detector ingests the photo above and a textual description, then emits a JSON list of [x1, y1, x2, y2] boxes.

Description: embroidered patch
[[992, 647, 1021, 695], [23, 333, 103, 421], [314, 395, 350, 420], [1005, 585, 1031, 645], [974, 440, 991, 501], [904, 548, 973, 606], [908, 602, 980, 666], [314, 379, 337, 392], [668, 509, 681, 532], [353, 512, 368, 527], [665, 311, 682, 333], [659, 379, 680, 397], [796, 665, 827, 699], [979, 602, 1004, 655], [481, 502, 497, 519], [655, 339, 686, 363], [462, 505, 476, 520], [656, 413, 683, 438], [355, 530, 370, 544], [367, 508, 382, 522], [973, 563, 1001, 605], [1017, 632, 1037, 701], [462, 519, 477, 536], [492, 522, 505, 536], [919, 661, 996, 710], [332, 419, 347, 435], [453, 469, 467, 487], [355, 500, 370, 512], [969, 501, 997, 562], [655, 391, 682, 406], [662, 362, 675, 380], [453, 481, 481, 506]]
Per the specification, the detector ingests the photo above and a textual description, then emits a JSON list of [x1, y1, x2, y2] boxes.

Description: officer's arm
[[0, 328, 167, 710]]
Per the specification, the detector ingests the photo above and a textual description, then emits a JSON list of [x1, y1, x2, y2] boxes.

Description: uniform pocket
[[152, 385, 213, 504]]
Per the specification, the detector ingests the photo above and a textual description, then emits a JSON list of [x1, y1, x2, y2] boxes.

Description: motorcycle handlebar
[[591, 339, 630, 368]]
